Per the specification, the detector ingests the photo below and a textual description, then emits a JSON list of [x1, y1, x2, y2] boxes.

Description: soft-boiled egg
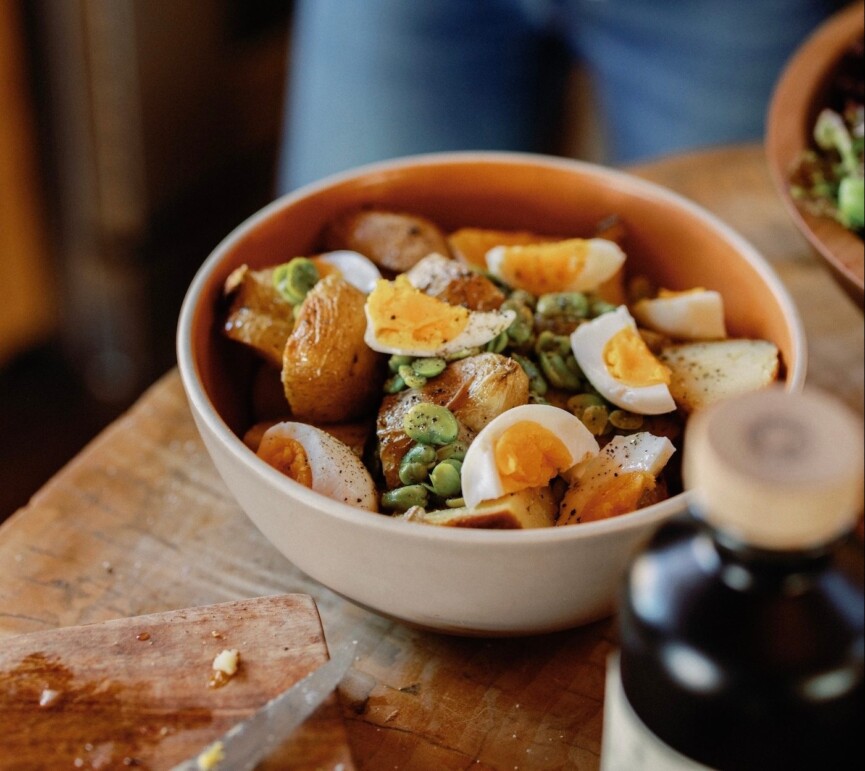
[[558, 432, 676, 525], [632, 288, 727, 341], [256, 422, 378, 510], [485, 238, 625, 295], [312, 250, 382, 294], [460, 404, 600, 509], [364, 275, 514, 357], [570, 306, 676, 415]]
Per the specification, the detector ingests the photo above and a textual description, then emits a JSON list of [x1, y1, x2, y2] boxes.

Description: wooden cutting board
[[0, 594, 355, 770]]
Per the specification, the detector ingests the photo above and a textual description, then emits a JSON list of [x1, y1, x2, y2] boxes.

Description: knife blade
[[171, 640, 357, 771]]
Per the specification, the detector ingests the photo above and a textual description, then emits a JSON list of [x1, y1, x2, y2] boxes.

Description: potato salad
[[222, 208, 780, 529]]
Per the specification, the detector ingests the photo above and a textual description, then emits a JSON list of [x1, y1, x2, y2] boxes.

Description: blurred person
[[278, 0, 847, 191]]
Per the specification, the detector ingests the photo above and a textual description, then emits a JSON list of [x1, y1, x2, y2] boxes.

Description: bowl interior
[[188, 153, 803, 476], [766, 1, 865, 306]]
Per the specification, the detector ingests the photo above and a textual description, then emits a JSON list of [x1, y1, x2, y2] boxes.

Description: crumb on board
[[196, 741, 225, 770], [209, 649, 240, 688], [39, 688, 61, 707], [212, 649, 239, 675]]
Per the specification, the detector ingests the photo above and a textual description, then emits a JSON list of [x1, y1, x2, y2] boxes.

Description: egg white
[[257, 421, 378, 510], [570, 306, 676, 415], [461, 404, 600, 509], [632, 289, 727, 341], [314, 250, 382, 294]]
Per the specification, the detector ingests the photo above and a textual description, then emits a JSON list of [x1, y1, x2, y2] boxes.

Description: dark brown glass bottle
[[602, 388, 864, 770]]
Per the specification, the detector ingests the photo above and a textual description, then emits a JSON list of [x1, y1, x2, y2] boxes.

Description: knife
[[171, 640, 357, 771]]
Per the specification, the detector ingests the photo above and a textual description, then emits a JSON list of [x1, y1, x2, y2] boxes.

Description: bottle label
[[601, 654, 715, 771]]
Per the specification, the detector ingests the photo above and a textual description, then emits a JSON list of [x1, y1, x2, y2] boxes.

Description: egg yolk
[[603, 327, 671, 387], [657, 287, 707, 298], [449, 228, 551, 268], [367, 276, 470, 352], [257, 436, 313, 488], [493, 422, 574, 493], [496, 239, 590, 296]]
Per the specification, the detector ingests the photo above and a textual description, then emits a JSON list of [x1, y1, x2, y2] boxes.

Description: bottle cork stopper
[[683, 386, 864, 551]]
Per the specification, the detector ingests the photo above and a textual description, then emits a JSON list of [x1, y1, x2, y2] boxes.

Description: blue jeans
[[278, 0, 846, 191]]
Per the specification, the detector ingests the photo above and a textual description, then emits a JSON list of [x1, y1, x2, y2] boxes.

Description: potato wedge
[[659, 339, 780, 413], [282, 274, 385, 423], [223, 265, 295, 367], [400, 487, 557, 529], [405, 253, 505, 310], [322, 208, 451, 273], [558, 471, 666, 526]]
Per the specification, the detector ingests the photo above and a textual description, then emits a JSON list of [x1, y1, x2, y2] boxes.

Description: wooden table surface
[[1, 144, 862, 770]]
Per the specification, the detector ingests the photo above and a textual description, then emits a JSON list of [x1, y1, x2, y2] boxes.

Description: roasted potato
[[322, 207, 452, 273], [404, 253, 506, 310], [376, 353, 530, 489], [223, 265, 295, 367], [557, 472, 667, 526], [440, 352, 531, 433], [400, 487, 558, 529], [659, 339, 780, 413], [282, 274, 385, 423]]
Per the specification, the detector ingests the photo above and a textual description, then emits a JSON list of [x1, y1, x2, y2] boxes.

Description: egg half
[[364, 275, 514, 357], [632, 288, 727, 341], [558, 432, 676, 525], [312, 250, 382, 294], [570, 306, 676, 415], [485, 237, 625, 295], [460, 404, 600, 509], [256, 421, 378, 510]]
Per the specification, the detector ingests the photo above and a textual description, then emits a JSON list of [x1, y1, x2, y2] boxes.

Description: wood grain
[[0, 144, 861, 771], [0, 595, 354, 770]]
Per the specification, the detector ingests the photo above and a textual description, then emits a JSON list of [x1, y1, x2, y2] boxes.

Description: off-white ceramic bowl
[[177, 152, 806, 636]]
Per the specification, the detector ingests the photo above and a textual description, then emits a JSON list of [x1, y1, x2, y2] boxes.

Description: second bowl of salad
[[767, 1, 864, 307]]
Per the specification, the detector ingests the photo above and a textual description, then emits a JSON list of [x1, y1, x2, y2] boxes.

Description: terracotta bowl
[[177, 152, 806, 636], [766, 1, 864, 307]]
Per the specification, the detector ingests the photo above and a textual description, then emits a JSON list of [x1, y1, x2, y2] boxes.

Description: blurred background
[[0, 0, 298, 518], [0, 0, 608, 520]]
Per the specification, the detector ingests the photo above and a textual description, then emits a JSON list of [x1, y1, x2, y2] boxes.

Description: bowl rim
[[177, 150, 807, 546], [765, 1, 865, 299]]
